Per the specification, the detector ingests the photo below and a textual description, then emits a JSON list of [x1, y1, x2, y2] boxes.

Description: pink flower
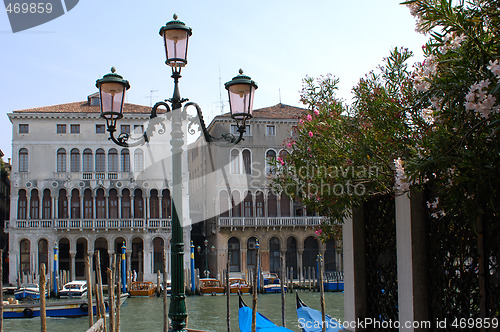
[[287, 142, 292, 148], [299, 119, 304, 124], [308, 131, 313, 137], [306, 114, 312, 121], [277, 157, 284, 166], [313, 109, 320, 115], [315, 229, 323, 235]]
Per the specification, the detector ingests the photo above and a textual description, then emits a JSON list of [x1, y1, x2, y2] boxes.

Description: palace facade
[[189, 104, 342, 280], [7, 93, 191, 284]]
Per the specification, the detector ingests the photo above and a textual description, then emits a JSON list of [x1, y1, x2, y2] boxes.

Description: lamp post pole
[[95, 15, 257, 332], [169, 70, 187, 331]]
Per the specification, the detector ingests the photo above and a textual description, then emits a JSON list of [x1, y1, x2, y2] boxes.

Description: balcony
[[217, 216, 325, 229], [8, 218, 171, 231]]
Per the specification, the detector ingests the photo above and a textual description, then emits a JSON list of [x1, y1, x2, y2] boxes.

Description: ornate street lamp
[[197, 239, 215, 278], [95, 14, 257, 332]]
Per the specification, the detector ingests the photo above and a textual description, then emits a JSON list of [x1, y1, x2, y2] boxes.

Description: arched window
[[269, 237, 281, 273], [108, 149, 118, 172], [19, 148, 28, 172], [122, 189, 131, 219], [96, 188, 106, 219], [83, 149, 93, 172], [57, 148, 67, 172], [71, 189, 80, 219], [20, 239, 30, 274], [230, 149, 240, 174], [83, 189, 93, 219], [303, 236, 319, 269], [228, 237, 240, 272], [286, 236, 298, 278], [70, 149, 80, 172], [247, 237, 258, 269], [134, 149, 144, 172], [280, 193, 291, 217], [95, 149, 105, 172], [231, 191, 241, 217], [38, 239, 49, 272], [30, 189, 39, 219], [242, 149, 252, 174], [268, 191, 278, 217], [161, 189, 171, 218], [255, 191, 264, 217], [150, 189, 159, 219], [134, 189, 144, 218], [121, 149, 130, 172], [58, 189, 68, 219], [153, 237, 165, 273], [243, 192, 253, 217], [42, 189, 51, 219], [266, 150, 277, 175], [18, 189, 27, 219], [108, 189, 118, 219], [219, 191, 229, 217]]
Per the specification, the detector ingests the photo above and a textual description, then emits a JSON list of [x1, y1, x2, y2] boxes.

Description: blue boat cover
[[296, 295, 342, 332], [238, 303, 293, 332]]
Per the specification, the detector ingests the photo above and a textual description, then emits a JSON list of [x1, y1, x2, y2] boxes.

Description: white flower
[[421, 109, 435, 124], [487, 59, 500, 81], [464, 79, 500, 118], [394, 158, 410, 192]]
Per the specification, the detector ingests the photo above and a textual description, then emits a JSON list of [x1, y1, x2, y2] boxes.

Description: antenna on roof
[[146, 90, 159, 107], [279, 89, 284, 108], [219, 66, 225, 114]]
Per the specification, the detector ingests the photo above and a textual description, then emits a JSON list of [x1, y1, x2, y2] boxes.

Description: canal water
[[3, 291, 344, 332]]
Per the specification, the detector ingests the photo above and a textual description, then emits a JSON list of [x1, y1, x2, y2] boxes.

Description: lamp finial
[[239, 68, 243, 75], [111, 66, 116, 73], [173, 13, 178, 20]]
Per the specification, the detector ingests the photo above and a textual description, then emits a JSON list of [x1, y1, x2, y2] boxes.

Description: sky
[[0, 0, 428, 160]]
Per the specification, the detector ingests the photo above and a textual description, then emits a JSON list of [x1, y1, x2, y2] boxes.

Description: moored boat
[[199, 278, 224, 296], [296, 293, 342, 332], [129, 281, 156, 297], [3, 293, 128, 319], [229, 278, 251, 294], [263, 284, 287, 293], [262, 272, 280, 285], [59, 280, 87, 299], [14, 284, 46, 300], [238, 295, 292, 332]]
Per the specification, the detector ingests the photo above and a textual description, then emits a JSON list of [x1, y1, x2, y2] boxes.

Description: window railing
[[217, 216, 325, 227], [10, 218, 172, 230]]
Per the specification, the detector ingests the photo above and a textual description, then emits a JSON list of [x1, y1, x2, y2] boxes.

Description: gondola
[[296, 293, 342, 332], [238, 295, 293, 332]]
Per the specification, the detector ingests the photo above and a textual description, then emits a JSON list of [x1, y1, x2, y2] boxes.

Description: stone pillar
[[126, 250, 132, 277], [260, 250, 270, 273], [396, 190, 428, 331], [297, 248, 304, 281], [69, 251, 76, 280], [143, 237, 153, 280], [343, 206, 367, 331]]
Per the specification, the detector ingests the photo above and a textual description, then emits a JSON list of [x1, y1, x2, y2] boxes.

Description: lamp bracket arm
[[108, 130, 147, 148], [183, 101, 244, 146]]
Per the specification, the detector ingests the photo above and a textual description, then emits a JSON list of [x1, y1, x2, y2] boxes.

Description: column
[[396, 190, 428, 331], [69, 251, 76, 280], [143, 236, 153, 279], [126, 250, 132, 276], [343, 206, 367, 331]]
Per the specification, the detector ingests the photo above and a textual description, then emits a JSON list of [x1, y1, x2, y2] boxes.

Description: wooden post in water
[[163, 249, 168, 332], [251, 242, 260, 332], [95, 251, 107, 332], [226, 252, 231, 332], [0, 249, 3, 331], [157, 270, 162, 297], [40, 263, 47, 332], [290, 267, 294, 293], [318, 254, 326, 332], [280, 253, 285, 327], [94, 283, 101, 319], [86, 255, 94, 327], [115, 256, 121, 332], [107, 267, 115, 332]]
